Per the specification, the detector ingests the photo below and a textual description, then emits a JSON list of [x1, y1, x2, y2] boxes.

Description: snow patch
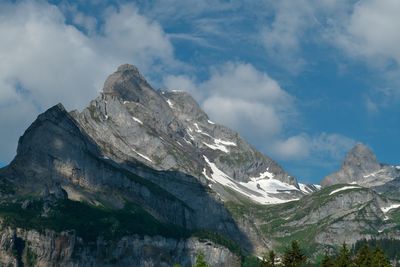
[[240, 178, 299, 195], [132, 149, 153, 163], [381, 203, 400, 214], [186, 129, 195, 140], [207, 120, 215, 125], [250, 169, 274, 180], [203, 156, 299, 204], [132, 117, 143, 125], [166, 99, 174, 108], [123, 101, 129, 104], [203, 142, 229, 153], [215, 138, 236, 147], [396, 166, 400, 170], [299, 183, 311, 194], [329, 186, 362, 195]]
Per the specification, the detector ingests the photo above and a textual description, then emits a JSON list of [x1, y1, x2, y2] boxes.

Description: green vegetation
[[194, 230, 242, 256], [353, 238, 400, 263], [194, 252, 211, 267], [23, 245, 37, 267], [244, 241, 391, 267], [0, 198, 188, 242], [0, 176, 16, 195]]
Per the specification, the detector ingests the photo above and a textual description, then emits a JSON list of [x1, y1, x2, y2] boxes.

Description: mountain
[[0, 64, 399, 266], [322, 143, 400, 188], [72, 64, 314, 205], [0, 64, 318, 266]]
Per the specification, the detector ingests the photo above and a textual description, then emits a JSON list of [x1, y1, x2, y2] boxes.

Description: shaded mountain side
[[0, 101, 263, 253]]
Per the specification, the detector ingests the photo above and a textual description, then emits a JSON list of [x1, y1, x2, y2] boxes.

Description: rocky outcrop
[[0, 227, 240, 267], [321, 143, 399, 187]]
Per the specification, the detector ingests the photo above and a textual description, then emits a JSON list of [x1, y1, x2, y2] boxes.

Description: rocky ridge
[[322, 143, 400, 188]]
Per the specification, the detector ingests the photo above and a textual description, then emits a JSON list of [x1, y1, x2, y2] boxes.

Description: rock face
[[321, 143, 399, 187], [71, 64, 307, 205], [0, 227, 240, 267]]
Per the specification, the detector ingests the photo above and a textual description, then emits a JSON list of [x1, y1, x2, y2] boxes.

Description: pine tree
[[371, 248, 390, 267], [282, 241, 307, 267], [321, 252, 335, 267], [354, 244, 372, 267], [335, 243, 352, 267], [262, 250, 277, 267]]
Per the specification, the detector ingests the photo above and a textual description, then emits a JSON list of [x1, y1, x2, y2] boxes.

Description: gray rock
[[322, 143, 399, 187]]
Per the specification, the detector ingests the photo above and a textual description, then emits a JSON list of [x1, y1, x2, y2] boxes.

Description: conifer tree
[[262, 250, 277, 267], [321, 252, 335, 267], [354, 244, 372, 267], [371, 248, 390, 267], [335, 243, 352, 267], [282, 241, 307, 267]]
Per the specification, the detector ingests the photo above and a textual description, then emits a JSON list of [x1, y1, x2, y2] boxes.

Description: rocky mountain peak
[[342, 143, 380, 172], [321, 143, 399, 187], [103, 64, 155, 102]]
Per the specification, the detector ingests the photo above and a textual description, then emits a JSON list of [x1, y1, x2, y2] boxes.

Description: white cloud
[[165, 62, 294, 140], [163, 75, 198, 97], [335, 0, 400, 66], [272, 133, 355, 162], [164, 62, 355, 169], [0, 1, 175, 163], [272, 135, 310, 160]]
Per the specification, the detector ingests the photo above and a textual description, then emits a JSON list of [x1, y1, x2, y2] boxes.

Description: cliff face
[[0, 227, 240, 267]]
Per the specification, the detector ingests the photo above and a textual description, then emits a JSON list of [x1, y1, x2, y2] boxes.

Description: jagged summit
[[344, 143, 379, 167], [117, 63, 140, 72], [103, 64, 153, 100], [33, 64, 314, 204], [322, 143, 399, 187]]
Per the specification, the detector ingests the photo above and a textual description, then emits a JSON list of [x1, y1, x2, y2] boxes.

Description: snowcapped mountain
[[71, 64, 316, 204]]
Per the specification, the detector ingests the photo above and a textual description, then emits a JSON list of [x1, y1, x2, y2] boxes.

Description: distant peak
[[117, 64, 140, 73], [345, 143, 376, 162]]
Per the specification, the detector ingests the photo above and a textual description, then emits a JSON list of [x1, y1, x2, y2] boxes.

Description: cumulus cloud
[[165, 62, 294, 140], [334, 0, 400, 66], [164, 62, 354, 172], [331, 0, 400, 104], [272, 133, 355, 161], [0, 1, 175, 163]]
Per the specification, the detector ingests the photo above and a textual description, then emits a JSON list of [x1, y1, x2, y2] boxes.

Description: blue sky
[[0, 0, 399, 183]]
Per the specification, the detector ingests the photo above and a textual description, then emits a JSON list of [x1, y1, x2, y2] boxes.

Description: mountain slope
[[72, 64, 310, 204]]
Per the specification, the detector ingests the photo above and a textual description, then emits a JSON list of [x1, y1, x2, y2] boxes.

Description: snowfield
[[203, 156, 300, 204], [329, 186, 362, 195]]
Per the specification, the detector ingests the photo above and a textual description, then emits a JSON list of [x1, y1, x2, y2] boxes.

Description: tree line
[[243, 240, 392, 267]]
